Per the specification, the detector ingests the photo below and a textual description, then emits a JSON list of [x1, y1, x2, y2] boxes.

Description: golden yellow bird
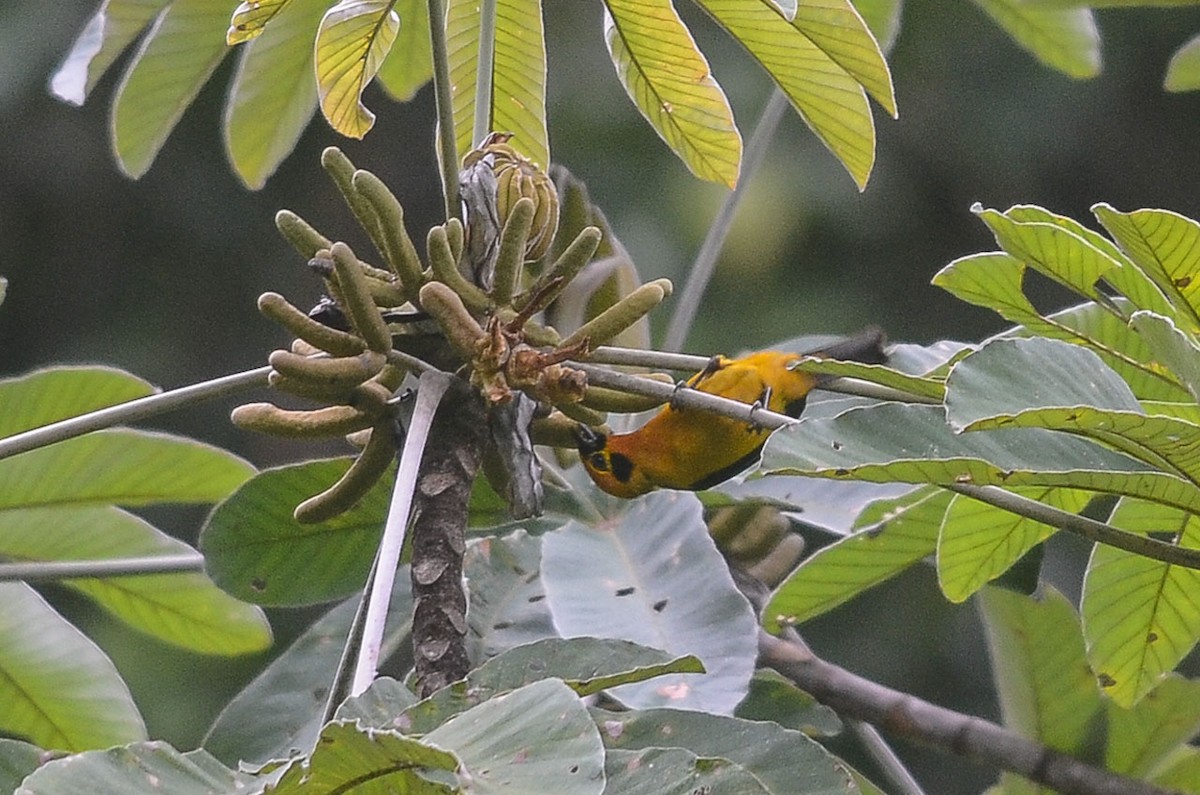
[[575, 329, 887, 498]]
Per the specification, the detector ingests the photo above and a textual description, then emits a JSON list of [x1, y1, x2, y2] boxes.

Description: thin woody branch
[[758, 631, 1180, 795]]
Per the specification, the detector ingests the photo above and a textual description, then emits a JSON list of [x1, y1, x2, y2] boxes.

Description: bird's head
[[573, 424, 654, 498]]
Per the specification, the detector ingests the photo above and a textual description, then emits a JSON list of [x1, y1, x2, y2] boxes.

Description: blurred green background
[[3, 2, 1200, 791]]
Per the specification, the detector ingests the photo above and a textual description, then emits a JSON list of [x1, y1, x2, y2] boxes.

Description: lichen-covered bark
[[410, 384, 486, 697]]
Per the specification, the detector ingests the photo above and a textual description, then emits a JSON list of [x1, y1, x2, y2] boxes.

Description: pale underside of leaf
[[446, 0, 549, 167], [603, 0, 741, 188], [695, 0, 876, 189], [315, 0, 400, 138]]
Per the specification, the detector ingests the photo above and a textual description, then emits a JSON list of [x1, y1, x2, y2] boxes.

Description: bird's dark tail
[[810, 326, 889, 365]]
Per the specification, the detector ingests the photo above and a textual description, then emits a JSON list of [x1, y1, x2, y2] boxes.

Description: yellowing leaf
[[446, 0, 549, 167], [603, 0, 741, 188], [227, 0, 294, 44], [315, 0, 400, 139], [695, 0, 876, 189]]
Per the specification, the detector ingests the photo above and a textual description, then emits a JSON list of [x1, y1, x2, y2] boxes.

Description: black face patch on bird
[[609, 452, 635, 483]]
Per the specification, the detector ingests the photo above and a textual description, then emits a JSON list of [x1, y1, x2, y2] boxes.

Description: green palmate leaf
[[602, 747, 768, 795], [0, 506, 269, 655], [761, 401, 1200, 514], [0, 429, 254, 510], [974, 206, 1119, 302], [49, 0, 171, 105], [938, 487, 1092, 603], [200, 457, 394, 606], [227, 0, 294, 43], [205, 570, 414, 767], [446, 0, 549, 167], [542, 492, 758, 713], [1003, 204, 1175, 319], [0, 366, 155, 438], [110, 0, 232, 178], [1082, 498, 1200, 708], [1093, 204, 1200, 333], [16, 745, 246, 795], [0, 739, 42, 793], [603, 0, 741, 188], [970, 0, 1100, 78], [423, 679, 606, 794], [851, 0, 903, 53], [375, 0, 432, 100], [314, 0, 399, 138], [1165, 33, 1200, 92], [945, 338, 1200, 484], [978, 586, 1103, 755], [0, 583, 145, 751], [593, 707, 857, 794], [1106, 674, 1200, 779], [224, 0, 327, 189], [933, 257, 1186, 399], [270, 721, 459, 795], [763, 487, 947, 629], [1131, 311, 1200, 403], [696, 0, 876, 189], [464, 530, 557, 663]]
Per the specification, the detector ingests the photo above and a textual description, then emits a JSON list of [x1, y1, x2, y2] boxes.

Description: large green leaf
[[423, 679, 606, 794], [542, 492, 757, 712], [763, 487, 947, 629], [375, 0, 432, 101], [695, 0, 878, 189], [0, 740, 41, 794], [16, 745, 246, 795], [1106, 674, 1200, 779], [970, 0, 1100, 78], [200, 457, 394, 606], [945, 338, 1200, 484], [1081, 498, 1200, 708], [0, 429, 254, 510], [204, 570, 414, 767], [978, 586, 1103, 755], [938, 487, 1092, 603], [1165, 33, 1200, 92], [791, 0, 895, 114], [602, 0, 741, 188], [0, 583, 145, 752], [0, 506, 269, 655], [110, 0, 232, 178], [593, 707, 857, 794], [1093, 204, 1200, 333], [0, 366, 155, 439], [270, 721, 459, 795], [602, 747, 768, 795], [446, 0, 548, 167], [314, 0, 399, 138], [464, 530, 560, 664], [49, 0, 172, 105], [224, 0, 327, 188], [761, 402, 1200, 514]]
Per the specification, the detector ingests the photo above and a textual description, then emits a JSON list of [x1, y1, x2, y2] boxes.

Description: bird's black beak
[[573, 423, 606, 454]]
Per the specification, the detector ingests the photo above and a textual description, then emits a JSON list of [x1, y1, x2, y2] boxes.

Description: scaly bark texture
[[410, 384, 486, 697]]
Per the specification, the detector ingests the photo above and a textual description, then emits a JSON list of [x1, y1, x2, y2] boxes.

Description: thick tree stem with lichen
[[410, 381, 486, 697]]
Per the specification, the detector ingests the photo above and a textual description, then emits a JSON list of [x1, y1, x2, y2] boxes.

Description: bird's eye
[[589, 453, 609, 472]]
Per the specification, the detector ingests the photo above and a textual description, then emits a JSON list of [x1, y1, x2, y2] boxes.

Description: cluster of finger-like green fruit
[[233, 140, 672, 522]]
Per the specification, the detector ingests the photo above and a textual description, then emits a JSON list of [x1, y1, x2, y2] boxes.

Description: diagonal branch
[[759, 631, 1179, 795]]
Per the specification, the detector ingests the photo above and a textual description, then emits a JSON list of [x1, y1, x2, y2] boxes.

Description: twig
[[350, 371, 452, 696], [472, 0, 497, 147], [758, 631, 1180, 795], [0, 365, 271, 462], [663, 89, 790, 352], [847, 719, 928, 795], [0, 554, 204, 582], [427, 0, 459, 218]]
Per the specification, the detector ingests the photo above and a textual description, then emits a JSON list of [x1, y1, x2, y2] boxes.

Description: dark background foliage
[[3, 2, 1200, 790]]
